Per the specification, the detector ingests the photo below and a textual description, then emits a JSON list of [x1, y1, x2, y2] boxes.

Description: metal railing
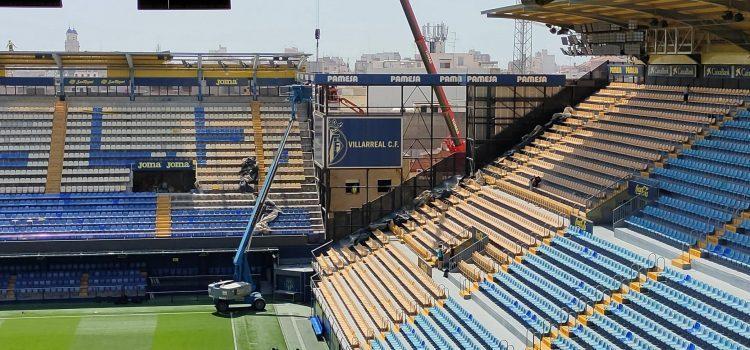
[[584, 171, 637, 208], [311, 284, 354, 350], [446, 228, 488, 272], [612, 194, 649, 229]]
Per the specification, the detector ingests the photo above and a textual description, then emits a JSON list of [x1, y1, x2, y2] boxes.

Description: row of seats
[[0, 109, 53, 194], [486, 82, 721, 210], [627, 108, 750, 273]]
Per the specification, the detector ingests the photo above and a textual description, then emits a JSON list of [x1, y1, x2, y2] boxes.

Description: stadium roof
[[0, 51, 309, 71], [482, 0, 750, 52]]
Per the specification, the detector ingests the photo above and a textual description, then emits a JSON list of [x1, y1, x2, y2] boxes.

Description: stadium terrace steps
[[45, 101, 68, 194], [251, 101, 267, 185], [484, 82, 736, 212], [155, 194, 172, 238]]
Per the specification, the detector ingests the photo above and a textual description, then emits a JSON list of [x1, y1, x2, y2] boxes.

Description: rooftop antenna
[[6, 40, 16, 52], [314, 0, 320, 72]]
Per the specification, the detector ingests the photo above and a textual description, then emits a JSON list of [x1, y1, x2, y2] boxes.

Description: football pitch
[[0, 303, 302, 350]]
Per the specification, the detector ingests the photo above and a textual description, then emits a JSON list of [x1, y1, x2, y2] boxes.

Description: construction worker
[[435, 244, 445, 270]]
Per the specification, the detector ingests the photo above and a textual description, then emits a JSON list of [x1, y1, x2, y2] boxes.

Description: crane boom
[[399, 0, 464, 152], [232, 109, 296, 284], [209, 85, 309, 313]]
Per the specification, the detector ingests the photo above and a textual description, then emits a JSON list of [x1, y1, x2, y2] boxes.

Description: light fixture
[[649, 18, 659, 27], [735, 12, 744, 22], [723, 11, 734, 21], [660, 20, 668, 28], [550, 27, 557, 34]]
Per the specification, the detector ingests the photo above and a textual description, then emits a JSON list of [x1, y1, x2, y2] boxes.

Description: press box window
[[377, 179, 392, 193], [345, 180, 360, 194]]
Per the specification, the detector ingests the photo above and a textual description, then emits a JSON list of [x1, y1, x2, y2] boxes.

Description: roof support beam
[[484, 0, 750, 51]]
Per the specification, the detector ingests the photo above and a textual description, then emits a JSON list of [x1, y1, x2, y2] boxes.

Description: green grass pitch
[[0, 304, 288, 350]]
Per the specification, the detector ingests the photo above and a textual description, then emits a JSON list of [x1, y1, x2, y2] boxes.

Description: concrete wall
[[327, 161, 410, 212]]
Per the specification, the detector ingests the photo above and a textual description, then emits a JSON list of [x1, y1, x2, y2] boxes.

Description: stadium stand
[[624, 98, 750, 272], [312, 82, 750, 350], [0, 98, 323, 242], [482, 83, 739, 211], [0, 106, 54, 194]]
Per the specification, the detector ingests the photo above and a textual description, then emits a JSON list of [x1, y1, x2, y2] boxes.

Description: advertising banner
[[299, 73, 566, 87], [326, 117, 402, 168], [133, 159, 193, 171], [64, 78, 129, 86], [205, 78, 250, 86], [627, 178, 659, 200], [647, 65, 671, 77], [569, 215, 594, 234], [704, 65, 733, 78]]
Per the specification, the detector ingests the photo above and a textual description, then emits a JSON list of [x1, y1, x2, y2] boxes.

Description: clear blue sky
[[0, 0, 576, 67]]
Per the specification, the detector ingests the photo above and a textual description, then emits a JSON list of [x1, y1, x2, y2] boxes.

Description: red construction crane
[[399, 0, 465, 153]]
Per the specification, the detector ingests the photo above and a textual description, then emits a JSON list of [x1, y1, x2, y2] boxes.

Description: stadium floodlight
[[550, 27, 558, 34], [138, 0, 230, 10], [0, 0, 61, 7], [557, 28, 570, 35]]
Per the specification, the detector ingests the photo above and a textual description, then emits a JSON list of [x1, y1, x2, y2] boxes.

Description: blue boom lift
[[208, 85, 310, 313]]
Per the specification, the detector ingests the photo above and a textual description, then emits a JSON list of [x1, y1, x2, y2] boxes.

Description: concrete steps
[[79, 273, 89, 297], [45, 101, 68, 194], [251, 101, 267, 184], [155, 194, 172, 238]]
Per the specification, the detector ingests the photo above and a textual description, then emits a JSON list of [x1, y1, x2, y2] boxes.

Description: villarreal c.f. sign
[[326, 117, 402, 168]]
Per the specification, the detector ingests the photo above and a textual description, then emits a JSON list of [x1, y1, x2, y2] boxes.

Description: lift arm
[[232, 86, 306, 286], [399, 0, 464, 152]]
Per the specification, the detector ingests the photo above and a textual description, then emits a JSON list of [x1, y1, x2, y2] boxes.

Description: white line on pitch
[[0, 310, 210, 320], [230, 312, 239, 350]]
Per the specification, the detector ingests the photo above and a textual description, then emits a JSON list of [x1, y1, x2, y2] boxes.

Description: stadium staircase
[[155, 194, 172, 238], [79, 273, 89, 297], [45, 100, 68, 194], [7, 275, 15, 300], [251, 101, 267, 184]]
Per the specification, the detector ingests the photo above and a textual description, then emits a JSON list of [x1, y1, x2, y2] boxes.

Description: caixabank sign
[[325, 117, 402, 169], [647, 64, 697, 78], [704, 65, 750, 79]]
